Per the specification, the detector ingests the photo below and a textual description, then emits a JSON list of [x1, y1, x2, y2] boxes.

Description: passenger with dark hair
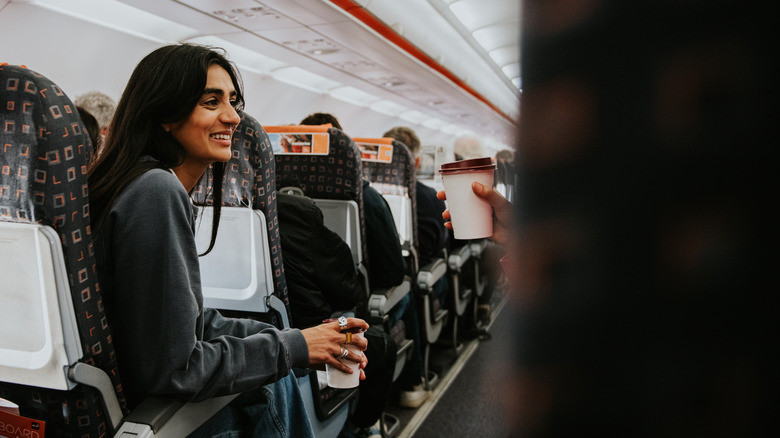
[[76, 105, 101, 159], [300, 111, 343, 130], [277, 192, 366, 328], [301, 113, 429, 407], [88, 44, 368, 436], [298, 113, 406, 291], [381, 126, 450, 407], [294, 113, 418, 433], [277, 191, 396, 436], [382, 126, 449, 270]]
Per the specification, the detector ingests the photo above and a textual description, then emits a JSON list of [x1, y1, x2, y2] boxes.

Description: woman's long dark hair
[[88, 44, 244, 255]]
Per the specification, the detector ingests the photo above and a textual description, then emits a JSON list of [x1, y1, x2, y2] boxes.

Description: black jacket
[[416, 180, 448, 267], [277, 193, 365, 328], [362, 180, 406, 289]]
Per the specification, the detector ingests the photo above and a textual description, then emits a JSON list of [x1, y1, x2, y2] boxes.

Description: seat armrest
[[116, 394, 238, 437], [447, 245, 472, 271], [368, 276, 411, 320], [469, 239, 487, 257], [416, 258, 447, 292], [68, 362, 126, 431], [120, 396, 186, 433], [267, 294, 291, 329]]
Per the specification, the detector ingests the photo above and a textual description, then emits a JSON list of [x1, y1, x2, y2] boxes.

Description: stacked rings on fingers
[[340, 347, 349, 358]]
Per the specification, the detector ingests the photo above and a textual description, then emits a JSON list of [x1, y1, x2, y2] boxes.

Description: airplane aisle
[[396, 288, 515, 438]]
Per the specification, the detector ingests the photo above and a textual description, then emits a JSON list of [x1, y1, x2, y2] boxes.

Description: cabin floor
[[387, 285, 513, 438]]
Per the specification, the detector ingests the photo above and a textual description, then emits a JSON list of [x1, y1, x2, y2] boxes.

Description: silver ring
[[340, 347, 348, 359], [338, 316, 348, 329]]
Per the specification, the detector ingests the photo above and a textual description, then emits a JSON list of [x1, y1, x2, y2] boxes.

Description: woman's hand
[[438, 182, 513, 245], [301, 317, 369, 379]]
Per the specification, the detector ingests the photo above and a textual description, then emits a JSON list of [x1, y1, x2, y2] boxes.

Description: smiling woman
[[164, 64, 241, 191], [87, 44, 245, 254], [83, 43, 369, 437]]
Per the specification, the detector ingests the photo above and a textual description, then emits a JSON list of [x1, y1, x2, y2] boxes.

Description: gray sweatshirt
[[94, 168, 308, 407]]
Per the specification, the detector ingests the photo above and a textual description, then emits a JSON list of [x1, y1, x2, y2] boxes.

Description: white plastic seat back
[[0, 222, 82, 391], [382, 194, 413, 256], [194, 206, 274, 314], [313, 198, 362, 266]]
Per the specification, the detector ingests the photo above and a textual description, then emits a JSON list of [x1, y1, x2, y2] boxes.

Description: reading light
[[308, 48, 339, 56]]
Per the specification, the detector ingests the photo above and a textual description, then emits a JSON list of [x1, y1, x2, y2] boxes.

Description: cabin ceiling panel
[[118, 0, 518, 145], [181, 0, 303, 32], [259, 0, 350, 26], [120, 0, 237, 34]]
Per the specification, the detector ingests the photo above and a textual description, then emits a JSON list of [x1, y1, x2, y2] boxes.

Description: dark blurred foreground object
[[508, 1, 775, 436]]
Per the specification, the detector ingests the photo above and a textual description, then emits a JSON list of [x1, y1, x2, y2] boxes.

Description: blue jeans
[[187, 373, 314, 438]]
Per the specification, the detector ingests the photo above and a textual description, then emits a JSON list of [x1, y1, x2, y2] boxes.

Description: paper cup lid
[[439, 157, 496, 174]]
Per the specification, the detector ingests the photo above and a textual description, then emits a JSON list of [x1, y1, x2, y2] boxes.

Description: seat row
[[0, 64, 495, 438]]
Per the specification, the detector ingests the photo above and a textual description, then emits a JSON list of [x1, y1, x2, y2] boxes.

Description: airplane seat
[[191, 112, 289, 328], [272, 125, 367, 264], [191, 114, 356, 437], [355, 137, 449, 389], [0, 64, 128, 436], [271, 126, 413, 333], [0, 65, 279, 438], [272, 126, 413, 437]]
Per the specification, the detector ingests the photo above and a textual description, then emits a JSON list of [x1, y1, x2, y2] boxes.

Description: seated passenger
[[277, 191, 366, 328], [76, 105, 101, 160], [87, 43, 368, 436], [277, 191, 397, 434], [382, 126, 449, 305], [74, 90, 116, 144], [299, 112, 406, 289], [299, 113, 430, 409]]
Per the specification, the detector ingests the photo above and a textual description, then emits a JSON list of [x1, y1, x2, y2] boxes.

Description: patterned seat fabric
[[192, 112, 288, 314], [0, 65, 126, 434], [360, 138, 418, 249], [274, 127, 368, 263]]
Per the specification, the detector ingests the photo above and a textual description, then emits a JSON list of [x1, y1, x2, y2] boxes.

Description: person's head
[[453, 135, 485, 160], [495, 149, 513, 162], [77, 106, 101, 159], [300, 112, 342, 130], [160, 63, 241, 170], [98, 44, 243, 172], [74, 91, 116, 135], [383, 126, 421, 156], [89, 43, 244, 252]]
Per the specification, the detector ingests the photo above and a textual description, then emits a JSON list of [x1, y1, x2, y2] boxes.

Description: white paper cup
[[325, 332, 364, 389], [440, 157, 496, 240]]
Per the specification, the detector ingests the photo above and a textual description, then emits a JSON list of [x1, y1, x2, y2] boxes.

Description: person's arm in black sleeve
[[416, 182, 449, 264], [362, 181, 405, 289]]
